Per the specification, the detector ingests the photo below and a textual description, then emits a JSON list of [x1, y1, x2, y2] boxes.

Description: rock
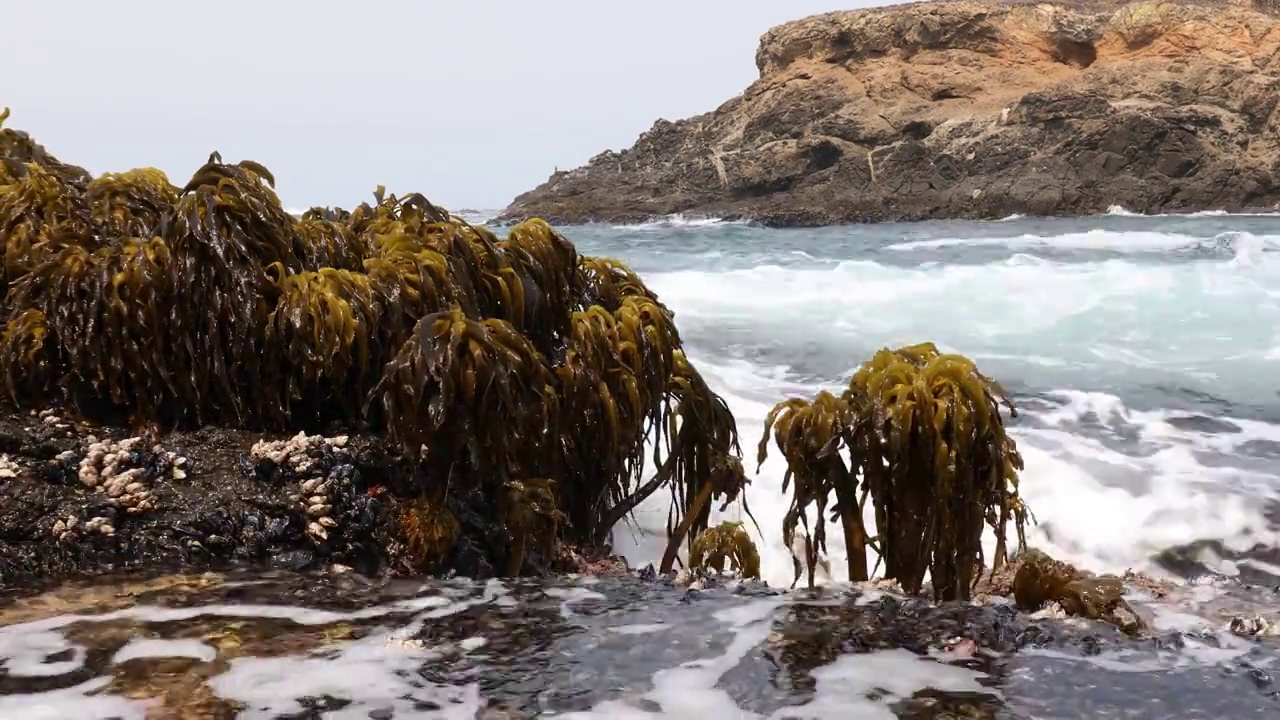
[[498, 0, 1280, 226]]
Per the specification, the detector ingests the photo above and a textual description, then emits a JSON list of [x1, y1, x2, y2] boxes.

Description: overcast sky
[[5, 1, 884, 211]]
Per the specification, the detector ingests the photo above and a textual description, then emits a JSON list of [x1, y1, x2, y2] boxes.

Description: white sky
[[4, 0, 885, 210]]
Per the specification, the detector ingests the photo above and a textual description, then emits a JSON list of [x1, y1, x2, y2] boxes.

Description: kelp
[[758, 390, 863, 588], [294, 216, 366, 272], [162, 158, 289, 427], [499, 478, 566, 575], [761, 342, 1031, 599], [397, 497, 460, 573], [86, 168, 178, 239], [0, 109, 751, 580], [0, 162, 94, 297], [555, 293, 687, 544], [656, 351, 751, 574], [0, 107, 92, 188], [689, 520, 761, 579], [267, 269, 384, 424], [370, 307, 558, 484], [5, 237, 178, 422], [0, 308, 52, 406], [1013, 548, 1142, 634], [577, 255, 660, 311]]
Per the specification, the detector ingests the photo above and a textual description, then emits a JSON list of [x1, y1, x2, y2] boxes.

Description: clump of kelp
[[0, 108, 749, 577], [760, 342, 1032, 600], [688, 520, 761, 579]]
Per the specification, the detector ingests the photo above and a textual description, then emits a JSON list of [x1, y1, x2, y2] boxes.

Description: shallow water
[[555, 212, 1280, 588], [2, 571, 1279, 718]]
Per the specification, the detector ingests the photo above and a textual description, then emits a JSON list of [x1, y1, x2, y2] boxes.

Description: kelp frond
[[398, 498, 460, 573], [758, 389, 863, 588], [86, 168, 178, 239], [689, 521, 761, 579], [370, 307, 557, 484], [846, 342, 1028, 600], [761, 342, 1032, 599]]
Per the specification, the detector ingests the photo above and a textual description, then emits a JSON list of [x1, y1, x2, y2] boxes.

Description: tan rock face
[[500, 0, 1280, 226]]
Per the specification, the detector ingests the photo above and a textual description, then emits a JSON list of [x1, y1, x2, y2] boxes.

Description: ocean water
[[569, 212, 1280, 588]]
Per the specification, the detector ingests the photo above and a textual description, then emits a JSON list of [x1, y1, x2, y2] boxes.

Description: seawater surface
[[4, 211, 1280, 718], [572, 212, 1280, 588]]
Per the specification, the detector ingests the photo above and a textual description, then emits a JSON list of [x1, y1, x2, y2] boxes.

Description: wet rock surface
[[499, 0, 1280, 227], [2, 570, 1279, 718], [0, 409, 613, 594]]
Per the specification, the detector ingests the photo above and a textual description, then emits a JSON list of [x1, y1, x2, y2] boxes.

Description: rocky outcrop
[[499, 0, 1280, 226]]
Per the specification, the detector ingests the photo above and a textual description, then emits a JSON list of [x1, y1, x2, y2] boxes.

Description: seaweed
[[758, 389, 863, 588], [86, 169, 178, 240], [0, 107, 93, 187], [0, 109, 752, 580], [0, 162, 95, 302], [761, 343, 1031, 599], [370, 307, 558, 484], [0, 308, 52, 406], [397, 497, 460, 573], [267, 269, 384, 425], [4, 237, 178, 422], [688, 520, 761, 578], [293, 215, 366, 272], [1013, 548, 1143, 634]]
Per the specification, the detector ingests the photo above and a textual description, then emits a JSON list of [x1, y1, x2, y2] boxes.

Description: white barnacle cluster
[[52, 514, 115, 541], [0, 453, 18, 479], [1230, 615, 1280, 638], [72, 436, 187, 514], [36, 408, 72, 432], [250, 431, 350, 543]]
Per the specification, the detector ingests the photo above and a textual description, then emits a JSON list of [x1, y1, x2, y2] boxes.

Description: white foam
[[0, 579, 511, 717], [610, 214, 745, 230], [610, 623, 671, 635], [112, 637, 218, 664], [884, 229, 1261, 253], [770, 649, 994, 718], [0, 678, 153, 719], [558, 598, 783, 718], [561, 596, 993, 718], [207, 579, 505, 718]]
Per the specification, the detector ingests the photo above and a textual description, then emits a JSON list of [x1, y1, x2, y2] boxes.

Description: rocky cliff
[[499, 0, 1280, 226]]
